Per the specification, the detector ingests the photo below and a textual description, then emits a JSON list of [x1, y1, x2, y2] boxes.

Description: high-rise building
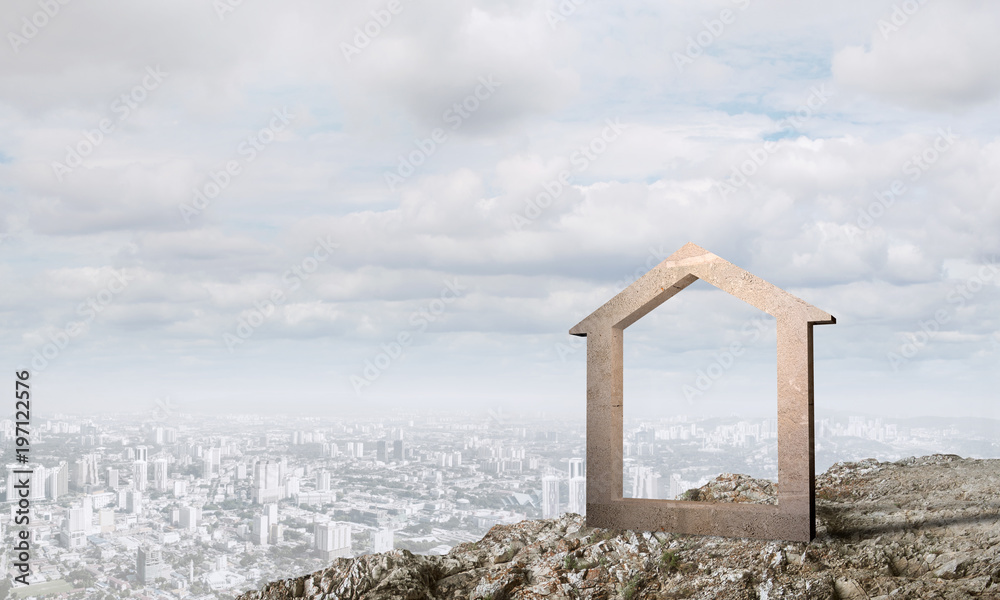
[[314, 521, 351, 560], [48, 464, 61, 500], [376, 441, 387, 463], [251, 514, 268, 545], [568, 476, 586, 515], [542, 475, 560, 519], [71, 454, 99, 490], [668, 474, 685, 500], [371, 528, 393, 553], [57, 461, 69, 495], [253, 460, 282, 504], [137, 545, 170, 584], [29, 465, 46, 501], [393, 440, 404, 461], [180, 506, 199, 531], [202, 447, 221, 479], [60, 505, 88, 549], [81, 495, 94, 534], [127, 490, 143, 515], [568, 457, 585, 479], [106, 467, 119, 490], [632, 466, 662, 499], [67, 506, 86, 532], [133, 460, 148, 492], [153, 459, 169, 491], [41, 461, 68, 500], [5, 464, 19, 501], [18, 467, 37, 498], [317, 471, 331, 492], [99, 508, 115, 533], [70, 459, 85, 489], [269, 522, 284, 545], [135, 445, 148, 462]]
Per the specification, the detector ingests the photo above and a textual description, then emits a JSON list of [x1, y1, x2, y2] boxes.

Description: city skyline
[[2, 409, 998, 597], [2, 1, 1000, 419]]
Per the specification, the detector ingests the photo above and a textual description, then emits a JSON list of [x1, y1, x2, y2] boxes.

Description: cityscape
[[1, 409, 998, 599]]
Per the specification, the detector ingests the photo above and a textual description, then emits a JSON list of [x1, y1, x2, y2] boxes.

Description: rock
[[691, 472, 778, 504], [236, 455, 1000, 600], [932, 556, 965, 579], [833, 578, 869, 600]]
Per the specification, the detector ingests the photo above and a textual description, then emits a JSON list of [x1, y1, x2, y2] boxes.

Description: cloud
[[0, 0, 264, 115], [319, 1, 581, 135], [2, 0, 999, 415], [832, 1, 1000, 110], [17, 159, 198, 234]]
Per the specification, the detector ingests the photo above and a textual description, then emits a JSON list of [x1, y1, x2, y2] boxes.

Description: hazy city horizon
[[3, 409, 998, 597], [3, 0, 999, 595]]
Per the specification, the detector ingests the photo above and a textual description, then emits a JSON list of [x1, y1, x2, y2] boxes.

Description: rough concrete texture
[[569, 242, 835, 541], [235, 455, 1000, 600]]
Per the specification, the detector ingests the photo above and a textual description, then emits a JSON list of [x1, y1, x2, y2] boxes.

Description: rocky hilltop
[[236, 455, 1000, 600]]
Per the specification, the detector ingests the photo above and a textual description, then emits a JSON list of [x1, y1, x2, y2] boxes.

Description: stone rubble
[[236, 455, 1000, 600]]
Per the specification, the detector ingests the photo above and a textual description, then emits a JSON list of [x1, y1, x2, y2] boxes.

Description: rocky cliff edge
[[236, 455, 1000, 600]]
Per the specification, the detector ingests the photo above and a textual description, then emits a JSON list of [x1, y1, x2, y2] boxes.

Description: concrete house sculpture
[[569, 242, 836, 542]]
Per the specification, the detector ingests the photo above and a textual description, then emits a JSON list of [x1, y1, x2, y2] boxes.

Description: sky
[[1, 0, 998, 420]]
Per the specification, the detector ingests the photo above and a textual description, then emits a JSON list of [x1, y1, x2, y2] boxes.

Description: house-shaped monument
[[569, 242, 835, 541]]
